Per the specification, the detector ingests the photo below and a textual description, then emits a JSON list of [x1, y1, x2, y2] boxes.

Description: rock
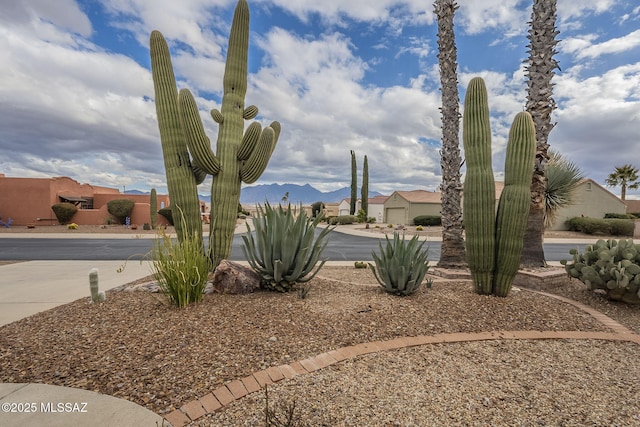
[[209, 260, 262, 294]]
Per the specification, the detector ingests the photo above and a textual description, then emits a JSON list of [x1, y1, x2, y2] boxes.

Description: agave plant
[[369, 233, 433, 296], [241, 202, 333, 292]]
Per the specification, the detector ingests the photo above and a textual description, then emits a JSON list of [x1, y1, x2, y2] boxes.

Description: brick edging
[[163, 290, 640, 427]]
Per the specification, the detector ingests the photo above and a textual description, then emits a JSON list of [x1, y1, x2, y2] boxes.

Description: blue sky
[[1, 0, 639, 199]]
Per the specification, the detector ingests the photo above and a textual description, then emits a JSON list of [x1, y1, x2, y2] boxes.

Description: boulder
[[209, 260, 262, 294]]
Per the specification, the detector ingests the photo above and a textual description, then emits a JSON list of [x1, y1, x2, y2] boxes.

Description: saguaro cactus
[[462, 77, 495, 295], [150, 188, 158, 229], [462, 77, 536, 297], [150, 0, 280, 268], [150, 31, 205, 245], [493, 112, 536, 296], [178, 0, 280, 268], [89, 268, 105, 303]]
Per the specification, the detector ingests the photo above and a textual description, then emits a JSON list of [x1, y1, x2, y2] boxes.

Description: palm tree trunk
[[435, 0, 466, 268], [521, 0, 559, 267]]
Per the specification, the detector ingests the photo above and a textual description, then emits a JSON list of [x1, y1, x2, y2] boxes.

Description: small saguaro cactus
[[150, 188, 158, 229], [89, 268, 106, 303]]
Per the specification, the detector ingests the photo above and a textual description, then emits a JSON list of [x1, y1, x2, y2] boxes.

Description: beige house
[[384, 190, 442, 225], [367, 195, 388, 223], [550, 178, 627, 230]]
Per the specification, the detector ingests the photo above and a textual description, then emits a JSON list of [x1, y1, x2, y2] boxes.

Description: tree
[[521, 0, 560, 267], [606, 164, 639, 201], [361, 155, 369, 217], [544, 151, 584, 229], [434, 0, 466, 268], [350, 150, 357, 215]]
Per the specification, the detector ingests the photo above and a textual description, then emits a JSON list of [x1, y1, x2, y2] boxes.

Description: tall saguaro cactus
[[493, 112, 536, 296], [150, 32, 205, 246], [462, 77, 536, 297], [462, 77, 495, 295], [150, 0, 281, 268]]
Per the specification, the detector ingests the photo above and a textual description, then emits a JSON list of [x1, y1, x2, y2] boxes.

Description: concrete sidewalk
[[0, 260, 153, 327]]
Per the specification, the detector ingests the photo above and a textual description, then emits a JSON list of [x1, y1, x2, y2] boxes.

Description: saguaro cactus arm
[[178, 88, 221, 175], [240, 122, 280, 184]]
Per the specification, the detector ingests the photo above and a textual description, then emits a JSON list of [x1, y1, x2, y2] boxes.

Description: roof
[[367, 195, 388, 205], [392, 190, 442, 203], [625, 199, 640, 213]]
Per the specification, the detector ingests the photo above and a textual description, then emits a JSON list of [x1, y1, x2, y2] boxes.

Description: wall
[[550, 180, 627, 230], [0, 175, 170, 226]]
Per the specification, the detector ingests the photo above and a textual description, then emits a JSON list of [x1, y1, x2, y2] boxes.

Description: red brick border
[[163, 291, 640, 426]]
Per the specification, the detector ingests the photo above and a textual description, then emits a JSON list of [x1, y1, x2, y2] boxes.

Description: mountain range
[[126, 183, 383, 205]]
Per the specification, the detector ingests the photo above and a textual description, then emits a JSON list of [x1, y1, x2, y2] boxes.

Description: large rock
[[209, 260, 262, 294]]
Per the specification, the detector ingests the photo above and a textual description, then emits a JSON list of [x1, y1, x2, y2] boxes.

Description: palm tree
[[521, 0, 560, 267], [544, 151, 584, 229], [434, 0, 466, 268], [606, 164, 640, 201]]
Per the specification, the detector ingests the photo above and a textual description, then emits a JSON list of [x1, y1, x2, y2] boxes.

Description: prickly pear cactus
[[561, 239, 640, 304]]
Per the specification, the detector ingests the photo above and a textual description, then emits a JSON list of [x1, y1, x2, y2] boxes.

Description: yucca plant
[[544, 150, 584, 229], [241, 202, 333, 292], [368, 233, 433, 296], [151, 209, 211, 307]]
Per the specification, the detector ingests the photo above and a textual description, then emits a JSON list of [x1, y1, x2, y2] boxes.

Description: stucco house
[[384, 190, 442, 225], [367, 195, 388, 223], [550, 178, 627, 230], [338, 198, 361, 216], [0, 174, 170, 226]]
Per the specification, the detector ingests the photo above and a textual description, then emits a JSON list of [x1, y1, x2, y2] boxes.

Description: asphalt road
[[0, 232, 587, 262]]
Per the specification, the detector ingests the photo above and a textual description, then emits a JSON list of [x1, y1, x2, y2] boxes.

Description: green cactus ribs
[[462, 77, 536, 297], [150, 0, 281, 268]]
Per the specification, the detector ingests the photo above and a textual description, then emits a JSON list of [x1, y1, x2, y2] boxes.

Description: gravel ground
[[1, 265, 639, 426]]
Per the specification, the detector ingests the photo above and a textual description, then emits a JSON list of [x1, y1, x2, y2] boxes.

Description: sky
[[1, 0, 639, 200]]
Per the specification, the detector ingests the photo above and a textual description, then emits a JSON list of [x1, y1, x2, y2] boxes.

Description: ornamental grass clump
[[369, 233, 433, 296], [241, 202, 333, 292], [151, 211, 211, 307]]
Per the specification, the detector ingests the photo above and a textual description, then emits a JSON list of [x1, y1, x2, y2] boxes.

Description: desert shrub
[[329, 215, 357, 225], [413, 215, 442, 226], [107, 199, 135, 225], [151, 215, 211, 307], [561, 239, 640, 304], [566, 217, 633, 236], [51, 202, 78, 225], [311, 201, 325, 219], [604, 213, 636, 219], [241, 203, 333, 292], [416, 225, 424, 231], [143, 223, 151, 230], [158, 207, 174, 225], [67, 223, 78, 230], [369, 233, 433, 296]]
